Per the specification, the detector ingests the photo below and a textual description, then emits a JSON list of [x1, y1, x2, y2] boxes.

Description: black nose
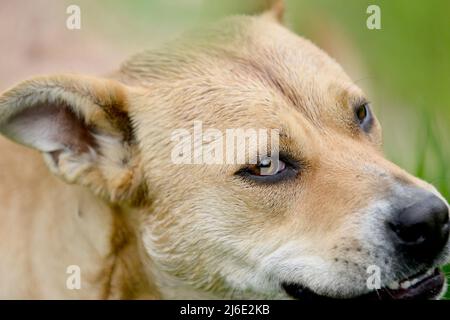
[[388, 194, 449, 262]]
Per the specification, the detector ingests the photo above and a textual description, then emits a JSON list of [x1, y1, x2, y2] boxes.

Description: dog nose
[[388, 194, 449, 261]]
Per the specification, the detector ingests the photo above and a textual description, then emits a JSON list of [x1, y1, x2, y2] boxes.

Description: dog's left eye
[[355, 103, 373, 132]]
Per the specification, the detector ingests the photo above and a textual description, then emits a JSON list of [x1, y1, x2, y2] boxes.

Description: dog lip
[[282, 268, 445, 300]]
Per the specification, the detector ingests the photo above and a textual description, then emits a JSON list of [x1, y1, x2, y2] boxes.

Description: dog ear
[[0, 74, 145, 204], [261, 0, 285, 23]]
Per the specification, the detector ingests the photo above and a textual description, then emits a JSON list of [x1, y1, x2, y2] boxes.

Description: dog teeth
[[416, 269, 434, 282], [400, 281, 412, 289], [388, 282, 400, 290], [396, 269, 434, 290]]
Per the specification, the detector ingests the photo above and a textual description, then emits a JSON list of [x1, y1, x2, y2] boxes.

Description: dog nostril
[[443, 211, 449, 224], [388, 194, 449, 261], [442, 223, 450, 234], [389, 222, 426, 245]]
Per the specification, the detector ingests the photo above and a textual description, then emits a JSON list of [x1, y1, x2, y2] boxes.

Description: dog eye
[[355, 103, 373, 132], [356, 104, 367, 121], [248, 158, 286, 176], [235, 155, 300, 184]]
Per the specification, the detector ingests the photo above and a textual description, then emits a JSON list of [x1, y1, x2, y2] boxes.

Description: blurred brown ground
[[0, 0, 124, 91]]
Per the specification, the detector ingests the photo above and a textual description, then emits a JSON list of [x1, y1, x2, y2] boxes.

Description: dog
[[0, 1, 449, 299]]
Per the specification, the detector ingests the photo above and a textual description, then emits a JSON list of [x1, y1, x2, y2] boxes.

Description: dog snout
[[387, 192, 449, 262]]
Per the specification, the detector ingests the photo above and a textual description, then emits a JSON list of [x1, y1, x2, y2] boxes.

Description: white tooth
[[426, 269, 434, 277], [418, 274, 428, 282], [410, 278, 419, 286], [388, 282, 400, 290], [401, 281, 411, 289]]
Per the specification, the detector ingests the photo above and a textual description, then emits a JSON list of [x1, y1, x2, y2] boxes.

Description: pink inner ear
[[4, 101, 96, 154]]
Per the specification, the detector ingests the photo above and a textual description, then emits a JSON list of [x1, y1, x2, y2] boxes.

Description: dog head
[[0, 1, 448, 299]]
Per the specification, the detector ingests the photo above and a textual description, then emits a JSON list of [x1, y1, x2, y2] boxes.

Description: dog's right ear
[[0, 74, 146, 203]]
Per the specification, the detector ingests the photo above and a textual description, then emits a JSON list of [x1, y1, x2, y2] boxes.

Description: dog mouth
[[282, 268, 446, 300]]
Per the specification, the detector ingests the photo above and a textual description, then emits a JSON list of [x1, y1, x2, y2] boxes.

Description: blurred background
[[0, 0, 449, 296]]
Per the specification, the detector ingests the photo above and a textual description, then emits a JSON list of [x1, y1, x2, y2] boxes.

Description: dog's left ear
[[0, 74, 145, 203], [261, 0, 285, 23]]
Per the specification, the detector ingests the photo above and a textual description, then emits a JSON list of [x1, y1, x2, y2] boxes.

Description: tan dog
[[0, 2, 449, 300]]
